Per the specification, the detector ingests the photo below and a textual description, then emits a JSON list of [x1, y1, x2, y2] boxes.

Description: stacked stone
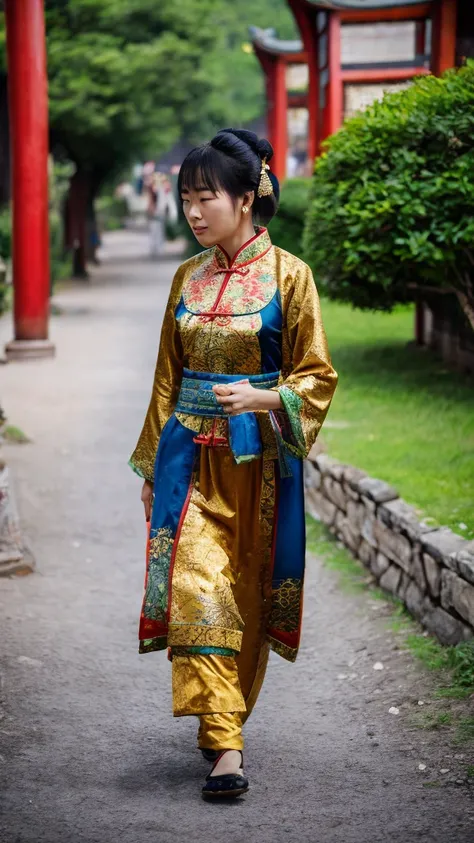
[[305, 454, 474, 646]]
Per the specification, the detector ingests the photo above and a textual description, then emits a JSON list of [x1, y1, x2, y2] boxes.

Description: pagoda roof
[[249, 26, 303, 56]]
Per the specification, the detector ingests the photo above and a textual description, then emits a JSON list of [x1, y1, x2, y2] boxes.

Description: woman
[[130, 129, 338, 799]]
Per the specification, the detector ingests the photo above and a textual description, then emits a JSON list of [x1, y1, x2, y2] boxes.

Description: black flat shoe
[[201, 750, 249, 800], [200, 748, 220, 763]]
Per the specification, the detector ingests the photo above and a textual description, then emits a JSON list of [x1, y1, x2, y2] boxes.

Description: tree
[[203, 0, 297, 128], [0, 0, 295, 274], [43, 0, 233, 273], [303, 63, 474, 331]]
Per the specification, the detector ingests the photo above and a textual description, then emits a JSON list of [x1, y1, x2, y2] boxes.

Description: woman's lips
[[193, 226, 208, 235]]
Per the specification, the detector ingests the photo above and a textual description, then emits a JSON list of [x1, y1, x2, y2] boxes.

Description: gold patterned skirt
[[170, 443, 273, 707]]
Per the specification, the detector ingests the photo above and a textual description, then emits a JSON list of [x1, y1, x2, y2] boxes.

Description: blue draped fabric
[[175, 368, 279, 464]]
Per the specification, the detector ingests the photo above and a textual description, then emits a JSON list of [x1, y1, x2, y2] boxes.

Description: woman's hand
[[141, 479, 154, 522], [213, 380, 282, 415]]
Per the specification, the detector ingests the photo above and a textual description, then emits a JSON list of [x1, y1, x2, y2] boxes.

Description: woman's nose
[[189, 204, 202, 221]]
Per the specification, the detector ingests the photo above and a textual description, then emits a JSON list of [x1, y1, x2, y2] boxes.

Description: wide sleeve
[[128, 268, 184, 482], [271, 263, 338, 463]]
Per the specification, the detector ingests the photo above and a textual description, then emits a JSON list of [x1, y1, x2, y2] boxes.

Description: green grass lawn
[[320, 300, 474, 539]]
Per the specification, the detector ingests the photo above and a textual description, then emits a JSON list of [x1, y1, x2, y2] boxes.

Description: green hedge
[[303, 62, 474, 326]]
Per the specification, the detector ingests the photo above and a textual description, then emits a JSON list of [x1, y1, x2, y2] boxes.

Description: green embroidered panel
[[171, 646, 237, 657], [143, 527, 174, 622], [128, 458, 145, 480], [277, 386, 306, 457]]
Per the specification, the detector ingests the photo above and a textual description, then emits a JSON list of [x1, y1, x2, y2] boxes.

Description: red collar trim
[[214, 226, 272, 270]]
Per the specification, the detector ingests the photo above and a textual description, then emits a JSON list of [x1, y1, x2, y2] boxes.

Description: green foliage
[[0, 205, 11, 260], [42, 0, 226, 178], [3, 425, 30, 444], [202, 3, 296, 129], [0, 159, 74, 311], [0, 205, 11, 315], [96, 194, 128, 231], [0, 0, 295, 186], [269, 178, 311, 258], [455, 717, 474, 744], [322, 300, 474, 537], [304, 63, 474, 326], [49, 160, 75, 284], [306, 515, 371, 594], [410, 710, 453, 729]]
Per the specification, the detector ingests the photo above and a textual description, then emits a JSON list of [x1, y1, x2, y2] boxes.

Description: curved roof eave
[[249, 26, 303, 56], [303, 1, 430, 9]]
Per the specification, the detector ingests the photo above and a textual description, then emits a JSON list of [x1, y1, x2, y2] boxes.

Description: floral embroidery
[[214, 226, 272, 267], [183, 228, 277, 316], [143, 527, 174, 622]]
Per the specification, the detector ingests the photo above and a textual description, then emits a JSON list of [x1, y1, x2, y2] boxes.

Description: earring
[[242, 206, 249, 214]]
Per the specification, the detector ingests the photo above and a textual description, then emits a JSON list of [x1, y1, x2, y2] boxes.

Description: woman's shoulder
[[169, 249, 213, 296], [273, 245, 312, 290], [176, 249, 213, 277]]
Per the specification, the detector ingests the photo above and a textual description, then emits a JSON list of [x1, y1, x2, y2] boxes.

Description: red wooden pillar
[[4, 0, 54, 360], [287, 0, 320, 164], [432, 0, 457, 74], [253, 49, 288, 182], [265, 69, 276, 149], [326, 12, 343, 138], [272, 58, 288, 182]]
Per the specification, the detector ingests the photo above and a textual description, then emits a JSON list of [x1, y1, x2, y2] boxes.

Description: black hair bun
[[212, 128, 274, 164], [256, 138, 273, 162]]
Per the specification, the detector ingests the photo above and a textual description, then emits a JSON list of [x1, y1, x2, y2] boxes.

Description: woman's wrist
[[253, 388, 282, 412]]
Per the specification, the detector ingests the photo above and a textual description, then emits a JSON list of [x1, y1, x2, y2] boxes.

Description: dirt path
[[0, 231, 472, 843]]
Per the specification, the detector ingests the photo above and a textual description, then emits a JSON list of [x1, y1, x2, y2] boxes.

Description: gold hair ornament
[[257, 157, 273, 198]]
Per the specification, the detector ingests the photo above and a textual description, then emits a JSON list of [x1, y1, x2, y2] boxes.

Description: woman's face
[[181, 187, 246, 248]]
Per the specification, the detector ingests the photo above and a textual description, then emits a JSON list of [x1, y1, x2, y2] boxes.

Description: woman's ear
[[243, 190, 255, 210]]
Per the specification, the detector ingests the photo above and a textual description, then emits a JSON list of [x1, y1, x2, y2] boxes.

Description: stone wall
[[305, 454, 474, 646]]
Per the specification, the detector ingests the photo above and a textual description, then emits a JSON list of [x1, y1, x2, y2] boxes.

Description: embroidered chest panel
[[178, 310, 263, 374], [182, 248, 277, 316]]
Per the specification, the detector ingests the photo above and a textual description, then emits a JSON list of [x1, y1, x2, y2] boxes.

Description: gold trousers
[[170, 446, 273, 750], [172, 643, 269, 750]]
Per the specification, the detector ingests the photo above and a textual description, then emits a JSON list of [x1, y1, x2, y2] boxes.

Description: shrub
[[0, 205, 12, 261], [303, 62, 474, 329], [269, 177, 311, 258]]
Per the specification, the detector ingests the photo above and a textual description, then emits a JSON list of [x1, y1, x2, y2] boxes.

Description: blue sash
[[175, 368, 280, 465]]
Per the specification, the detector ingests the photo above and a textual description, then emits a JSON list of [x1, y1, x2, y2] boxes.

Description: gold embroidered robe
[[130, 227, 337, 664]]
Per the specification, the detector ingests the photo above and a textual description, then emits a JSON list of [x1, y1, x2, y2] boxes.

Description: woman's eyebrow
[[180, 186, 212, 195]]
